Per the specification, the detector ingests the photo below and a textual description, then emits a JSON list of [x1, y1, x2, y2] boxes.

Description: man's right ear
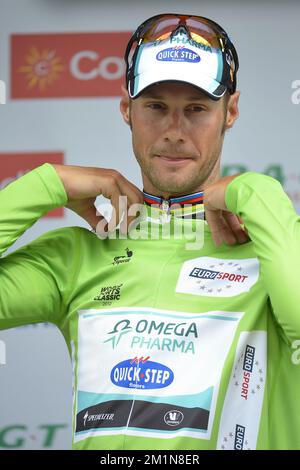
[[120, 85, 131, 126]]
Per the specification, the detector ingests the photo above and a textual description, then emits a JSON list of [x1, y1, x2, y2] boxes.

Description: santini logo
[[112, 248, 133, 265], [110, 358, 174, 390], [156, 47, 200, 63]]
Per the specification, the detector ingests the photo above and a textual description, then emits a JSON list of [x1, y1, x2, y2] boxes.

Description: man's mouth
[[154, 154, 193, 164]]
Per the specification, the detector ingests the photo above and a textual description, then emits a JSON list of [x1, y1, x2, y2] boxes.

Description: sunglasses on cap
[[125, 13, 239, 97]]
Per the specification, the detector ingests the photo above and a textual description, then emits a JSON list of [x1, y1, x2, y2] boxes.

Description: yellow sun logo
[[19, 47, 65, 91]]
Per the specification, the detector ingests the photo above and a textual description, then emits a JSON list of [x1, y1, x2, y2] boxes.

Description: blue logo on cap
[[156, 47, 200, 63], [110, 359, 174, 389]]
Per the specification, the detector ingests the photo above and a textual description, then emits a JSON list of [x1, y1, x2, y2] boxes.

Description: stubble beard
[[135, 136, 222, 196], [131, 107, 227, 196], [137, 150, 221, 195]]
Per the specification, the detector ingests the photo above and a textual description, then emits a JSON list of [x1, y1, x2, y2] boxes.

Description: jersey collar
[[143, 190, 205, 220]]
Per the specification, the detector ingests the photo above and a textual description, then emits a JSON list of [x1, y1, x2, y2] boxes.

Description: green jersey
[[1, 163, 300, 450]]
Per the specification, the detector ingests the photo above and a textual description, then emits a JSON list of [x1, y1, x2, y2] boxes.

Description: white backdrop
[[0, 0, 299, 449]]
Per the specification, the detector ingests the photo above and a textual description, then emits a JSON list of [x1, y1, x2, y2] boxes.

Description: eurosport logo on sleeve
[[11, 32, 131, 99]]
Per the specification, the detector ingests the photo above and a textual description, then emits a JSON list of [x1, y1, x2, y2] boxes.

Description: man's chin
[[149, 177, 200, 196]]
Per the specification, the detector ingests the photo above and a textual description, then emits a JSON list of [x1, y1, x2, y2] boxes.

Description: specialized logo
[[164, 410, 184, 427], [93, 283, 123, 303], [110, 358, 174, 389], [83, 410, 114, 427], [112, 248, 133, 266], [176, 257, 260, 297], [156, 47, 200, 63]]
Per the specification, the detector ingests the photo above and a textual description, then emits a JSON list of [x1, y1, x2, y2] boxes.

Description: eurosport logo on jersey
[[110, 357, 174, 390], [156, 47, 200, 63], [190, 267, 248, 283], [234, 424, 246, 450], [11, 32, 131, 99], [176, 257, 260, 297], [240, 345, 255, 401]]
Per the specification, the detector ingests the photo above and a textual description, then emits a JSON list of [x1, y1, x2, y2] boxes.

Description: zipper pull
[[160, 199, 171, 223]]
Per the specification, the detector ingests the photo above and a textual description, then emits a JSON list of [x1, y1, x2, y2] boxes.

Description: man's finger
[[223, 212, 249, 244], [83, 207, 105, 231], [205, 209, 237, 246]]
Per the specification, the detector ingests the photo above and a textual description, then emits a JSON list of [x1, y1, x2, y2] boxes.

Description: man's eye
[[188, 106, 204, 112], [148, 103, 164, 110]]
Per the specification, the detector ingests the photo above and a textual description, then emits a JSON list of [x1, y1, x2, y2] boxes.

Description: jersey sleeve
[[225, 172, 300, 344], [0, 163, 79, 329]]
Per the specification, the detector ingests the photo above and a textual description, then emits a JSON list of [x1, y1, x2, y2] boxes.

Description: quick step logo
[[110, 358, 174, 390], [156, 47, 200, 63]]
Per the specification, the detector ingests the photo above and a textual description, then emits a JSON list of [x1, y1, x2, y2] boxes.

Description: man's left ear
[[120, 85, 131, 126], [225, 90, 240, 130]]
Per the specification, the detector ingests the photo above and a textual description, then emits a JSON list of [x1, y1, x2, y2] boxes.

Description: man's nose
[[163, 109, 187, 143]]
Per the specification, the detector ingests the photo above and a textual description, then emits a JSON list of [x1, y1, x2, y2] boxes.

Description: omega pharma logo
[[104, 318, 198, 354]]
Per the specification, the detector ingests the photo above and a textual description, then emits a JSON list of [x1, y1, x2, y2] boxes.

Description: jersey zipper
[[160, 199, 171, 223]]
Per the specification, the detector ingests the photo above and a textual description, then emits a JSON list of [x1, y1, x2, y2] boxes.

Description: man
[[1, 13, 300, 450]]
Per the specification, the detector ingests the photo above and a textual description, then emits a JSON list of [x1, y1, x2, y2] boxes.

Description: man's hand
[[52, 164, 143, 233], [204, 174, 249, 246]]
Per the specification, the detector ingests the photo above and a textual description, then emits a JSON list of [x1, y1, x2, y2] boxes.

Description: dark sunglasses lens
[[140, 15, 225, 51], [142, 16, 181, 42]]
